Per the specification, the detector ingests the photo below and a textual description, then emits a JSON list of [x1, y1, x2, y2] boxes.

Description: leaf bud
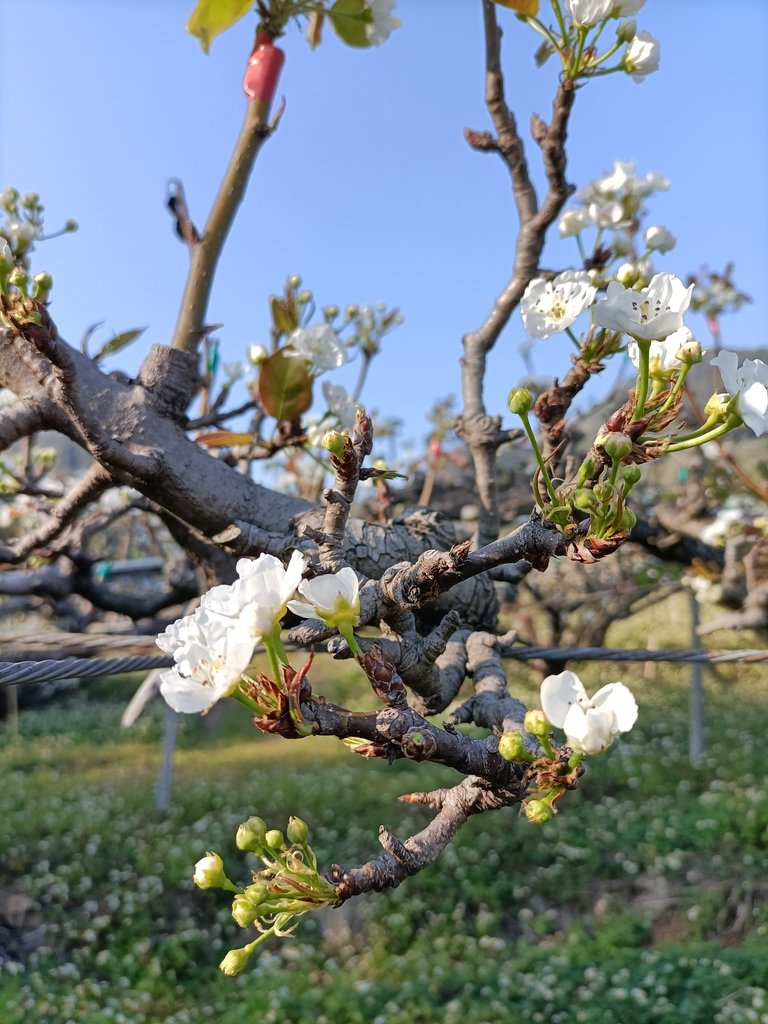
[[508, 386, 534, 416], [236, 816, 267, 852]]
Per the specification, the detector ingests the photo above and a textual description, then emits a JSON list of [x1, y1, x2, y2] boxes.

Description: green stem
[[565, 326, 581, 350], [630, 340, 651, 422], [655, 364, 691, 419], [567, 751, 583, 770], [665, 417, 741, 453], [232, 688, 261, 714], [340, 627, 364, 657], [526, 16, 565, 57], [263, 636, 283, 685], [518, 409, 560, 508]]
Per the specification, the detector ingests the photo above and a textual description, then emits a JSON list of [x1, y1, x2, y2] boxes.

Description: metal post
[[155, 704, 179, 813], [688, 589, 705, 765]]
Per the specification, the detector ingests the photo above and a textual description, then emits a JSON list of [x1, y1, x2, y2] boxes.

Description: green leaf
[[258, 349, 313, 422], [187, 0, 254, 53], [328, 0, 372, 48], [80, 321, 105, 357], [93, 327, 147, 363]]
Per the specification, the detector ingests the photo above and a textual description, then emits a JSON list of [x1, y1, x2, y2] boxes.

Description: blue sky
[[1, 0, 766, 450]]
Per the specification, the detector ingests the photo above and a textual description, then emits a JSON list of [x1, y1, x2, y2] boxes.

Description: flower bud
[[64, 219, 79, 233], [617, 507, 637, 531], [345, 304, 358, 320], [498, 731, 530, 761], [32, 271, 53, 302], [265, 829, 285, 851], [248, 344, 268, 366], [704, 392, 733, 421], [219, 944, 255, 976], [236, 816, 267, 852], [576, 456, 596, 487], [621, 464, 642, 488], [677, 339, 703, 366], [20, 192, 40, 210], [525, 799, 554, 824], [0, 187, 19, 211], [323, 304, 339, 320], [524, 708, 551, 738], [297, 290, 313, 305], [616, 263, 638, 287], [508, 386, 534, 416], [192, 851, 227, 889], [572, 488, 598, 511], [321, 429, 347, 458], [286, 816, 309, 846], [616, 19, 636, 42], [7, 266, 28, 294], [593, 482, 613, 503], [602, 432, 633, 460], [288, 274, 302, 289], [231, 892, 260, 928]]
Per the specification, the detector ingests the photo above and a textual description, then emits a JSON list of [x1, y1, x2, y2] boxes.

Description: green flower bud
[[617, 507, 637, 531], [64, 219, 79, 233], [323, 304, 339, 320], [572, 488, 598, 511], [231, 892, 260, 928], [498, 732, 531, 762], [288, 274, 302, 289], [219, 943, 255, 976], [8, 266, 28, 293], [593, 482, 613, 503], [286, 816, 309, 846], [616, 262, 638, 287], [576, 456, 597, 487], [524, 708, 551, 739], [236, 816, 267, 852], [704, 393, 733, 421], [265, 829, 285, 851], [0, 187, 19, 211], [32, 271, 53, 301], [602, 432, 633, 460], [20, 192, 41, 210], [508, 386, 534, 416], [525, 799, 554, 824], [621, 464, 642, 488], [321, 430, 347, 458], [297, 290, 313, 305]]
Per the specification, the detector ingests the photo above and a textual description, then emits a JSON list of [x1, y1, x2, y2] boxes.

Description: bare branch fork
[[459, 0, 576, 546]]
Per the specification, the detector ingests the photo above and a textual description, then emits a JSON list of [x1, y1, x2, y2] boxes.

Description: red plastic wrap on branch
[[243, 32, 285, 119]]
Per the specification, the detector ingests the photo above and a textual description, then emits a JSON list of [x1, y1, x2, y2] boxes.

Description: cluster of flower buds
[[193, 816, 336, 975]]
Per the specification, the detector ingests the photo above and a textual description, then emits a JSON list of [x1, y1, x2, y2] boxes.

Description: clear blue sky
[[1, 0, 766, 450]]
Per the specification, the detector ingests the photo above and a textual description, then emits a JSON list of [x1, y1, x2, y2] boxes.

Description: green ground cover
[[1, 620, 767, 1024]]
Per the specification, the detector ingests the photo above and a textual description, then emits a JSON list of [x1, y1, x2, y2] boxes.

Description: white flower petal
[[590, 682, 638, 732], [540, 670, 589, 729]]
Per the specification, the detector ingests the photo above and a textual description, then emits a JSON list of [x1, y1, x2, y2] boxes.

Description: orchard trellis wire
[[2, 626, 765, 808]]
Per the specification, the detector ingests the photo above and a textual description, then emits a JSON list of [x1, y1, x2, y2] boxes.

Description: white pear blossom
[[322, 381, 357, 427], [644, 224, 676, 253], [540, 670, 638, 755], [624, 31, 660, 82], [710, 350, 768, 436], [288, 566, 361, 633], [558, 207, 594, 238], [615, 0, 645, 13], [157, 609, 256, 713], [365, 0, 398, 45], [594, 272, 693, 341], [520, 270, 597, 340], [286, 324, 347, 372], [699, 508, 744, 547], [248, 344, 268, 366], [203, 550, 307, 639], [565, 0, 614, 25], [588, 199, 627, 229], [627, 326, 701, 376]]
